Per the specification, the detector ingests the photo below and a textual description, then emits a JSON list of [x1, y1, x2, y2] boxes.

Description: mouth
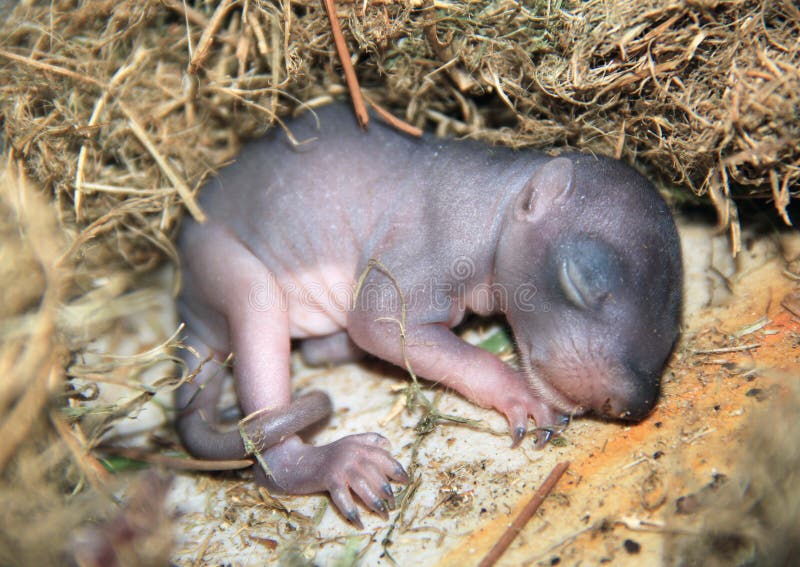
[[530, 372, 586, 415], [517, 348, 586, 416]]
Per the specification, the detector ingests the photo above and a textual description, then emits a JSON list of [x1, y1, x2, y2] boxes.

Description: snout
[[593, 388, 657, 421], [591, 366, 660, 421], [534, 357, 661, 422]]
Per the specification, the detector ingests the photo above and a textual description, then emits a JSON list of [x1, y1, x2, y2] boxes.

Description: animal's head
[[495, 154, 682, 422]]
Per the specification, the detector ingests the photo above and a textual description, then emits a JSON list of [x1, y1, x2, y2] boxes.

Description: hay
[[664, 381, 800, 566], [0, 0, 797, 563]]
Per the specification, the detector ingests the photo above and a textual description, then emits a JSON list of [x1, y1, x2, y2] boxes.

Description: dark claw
[[373, 498, 389, 519], [558, 414, 571, 426], [395, 463, 410, 484], [346, 508, 364, 529], [382, 483, 396, 509], [533, 428, 554, 449], [512, 426, 527, 447]]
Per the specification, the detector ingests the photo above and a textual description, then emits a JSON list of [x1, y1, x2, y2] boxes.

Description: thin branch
[[119, 102, 207, 222], [478, 461, 571, 567], [322, 0, 368, 128], [0, 48, 102, 86]]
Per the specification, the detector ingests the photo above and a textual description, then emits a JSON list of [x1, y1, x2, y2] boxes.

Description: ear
[[514, 157, 575, 223]]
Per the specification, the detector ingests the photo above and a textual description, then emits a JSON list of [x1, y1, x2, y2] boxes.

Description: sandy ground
[[118, 214, 798, 566]]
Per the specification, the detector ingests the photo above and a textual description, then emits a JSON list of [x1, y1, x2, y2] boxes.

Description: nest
[[0, 0, 798, 564]]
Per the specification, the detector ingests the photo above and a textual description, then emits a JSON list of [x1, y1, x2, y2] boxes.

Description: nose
[[611, 390, 657, 421], [593, 367, 660, 421]]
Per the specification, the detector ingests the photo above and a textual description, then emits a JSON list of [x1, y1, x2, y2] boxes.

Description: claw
[[382, 483, 396, 509], [274, 433, 408, 526], [372, 498, 389, 520], [533, 427, 553, 449], [512, 425, 527, 447], [394, 463, 410, 484], [345, 508, 364, 529]]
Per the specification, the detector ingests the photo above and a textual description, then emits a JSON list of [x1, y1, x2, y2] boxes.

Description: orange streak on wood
[[322, 0, 368, 129]]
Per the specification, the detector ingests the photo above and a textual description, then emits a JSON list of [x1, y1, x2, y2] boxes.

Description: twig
[[75, 48, 149, 218], [363, 95, 423, 138], [209, 86, 302, 145], [734, 316, 770, 338], [422, 7, 477, 92], [100, 446, 252, 471], [525, 526, 592, 563], [681, 427, 716, 444], [161, 0, 237, 46], [191, 529, 216, 567], [478, 461, 570, 567], [0, 361, 58, 470], [354, 259, 432, 412], [620, 456, 648, 471], [693, 343, 761, 355], [52, 413, 110, 489], [0, 48, 102, 86], [188, 0, 239, 75], [322, 0, 368, 128], [118, 102, 207, 222]]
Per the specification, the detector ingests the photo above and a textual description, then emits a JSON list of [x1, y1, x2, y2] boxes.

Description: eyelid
[[555, 235, 623, 310], [559, 257, 590, 310]]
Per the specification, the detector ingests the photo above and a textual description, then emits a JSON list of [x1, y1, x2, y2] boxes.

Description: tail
[[175, 338, 332, 461]]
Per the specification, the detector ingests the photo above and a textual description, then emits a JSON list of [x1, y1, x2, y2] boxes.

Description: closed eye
[[557, 244, 617, 310], [559, 257, 590, 310]]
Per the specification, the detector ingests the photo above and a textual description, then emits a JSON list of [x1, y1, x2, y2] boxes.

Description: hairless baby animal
[[176, 103, 682, 527]]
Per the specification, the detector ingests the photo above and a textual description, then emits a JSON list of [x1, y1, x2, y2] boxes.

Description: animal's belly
[[275, 265, 356, 338]]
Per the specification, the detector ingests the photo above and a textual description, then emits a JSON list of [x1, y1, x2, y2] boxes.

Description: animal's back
[[192, 107, 425, 273]]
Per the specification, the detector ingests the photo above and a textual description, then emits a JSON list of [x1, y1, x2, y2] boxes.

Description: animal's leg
[[349, 316, 566, 446], [178, 226, 408, 523], [176, 226, 330, 459], [175, 331, 334, 460], [227, 291, 408, 524], [175, 333, 244, 460], [300, 331, 365, 366]]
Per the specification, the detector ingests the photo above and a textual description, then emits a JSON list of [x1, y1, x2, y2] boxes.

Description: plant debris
[[0, 0, 798, 564]]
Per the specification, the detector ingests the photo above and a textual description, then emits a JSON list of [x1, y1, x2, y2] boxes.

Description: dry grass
[[664, 381, 800, 566], [0, 0, 797, 563]]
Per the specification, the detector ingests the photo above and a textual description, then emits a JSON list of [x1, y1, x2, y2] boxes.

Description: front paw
[[492, 372, 569, 447], [256, 434, 409, 528]]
